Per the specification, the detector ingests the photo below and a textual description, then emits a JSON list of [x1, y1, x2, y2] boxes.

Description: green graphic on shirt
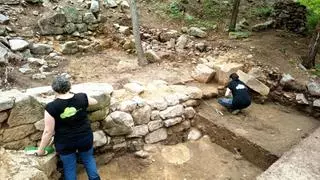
[[60, 107, 78, 119]]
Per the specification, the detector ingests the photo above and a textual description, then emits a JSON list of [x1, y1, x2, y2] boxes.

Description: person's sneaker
[[231, 109, 241, 115]]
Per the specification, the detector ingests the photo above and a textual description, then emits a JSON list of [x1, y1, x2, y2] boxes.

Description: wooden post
[[129, 0, 148, 66]]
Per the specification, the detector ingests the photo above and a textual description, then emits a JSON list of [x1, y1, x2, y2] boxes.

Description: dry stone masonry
[[0, 80, 203, 179]]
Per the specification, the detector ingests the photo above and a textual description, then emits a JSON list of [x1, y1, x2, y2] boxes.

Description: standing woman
[[36, 75, 101, 180]]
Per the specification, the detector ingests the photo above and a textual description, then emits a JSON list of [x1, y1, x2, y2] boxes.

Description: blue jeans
[[59, 147, 100, 180], [218, 98, 233, 109]]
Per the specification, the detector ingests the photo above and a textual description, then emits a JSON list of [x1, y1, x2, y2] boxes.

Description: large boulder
[[188, 27, 207, 38], [103, 111, 134, 136], [0, 148, 57, 179], [9, 39, 29, 51], [132, 105, 152, 125], [237, 70, 270, 96], [191, 64, 216, 83], [38, 13, 67, 35], [7, 95, 44, 127], [144, 128, 168, 144], [1, 124, 36, 143], [213, 62, 244, 85], [30, 43, 53, 55]]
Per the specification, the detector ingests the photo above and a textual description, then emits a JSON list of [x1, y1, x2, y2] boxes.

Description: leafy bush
[[298, 0, 320, 31], [252, 7, 274, 17]]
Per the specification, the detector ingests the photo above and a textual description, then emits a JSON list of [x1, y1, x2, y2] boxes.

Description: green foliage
[[298, 0, 320, 31], [311, 64, 320, 76], [252, 6, 274, 18], [202, 0, 229, 19], [168, 1, 184, 19]]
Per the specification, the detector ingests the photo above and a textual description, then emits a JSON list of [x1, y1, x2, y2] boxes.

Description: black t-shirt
[[228, 79, 251, 110], [45, 93, 92, 144]]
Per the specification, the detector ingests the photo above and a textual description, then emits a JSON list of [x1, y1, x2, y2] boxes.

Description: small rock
[[9, 39, 29, 51], [296, 93, 308, 105], [229, 31, 250, 39], [30, 43, 53, 55], [307, 81, 320, 97], [103, 111, 134, 136], [150, 110, 161, 121], [118, 26, 130, 35], [32, 73, 46, 80], [175, 35, 188, 51], [33, 11, 39, 16], [313, 99, 320, 107], [280, 74, 295, 86], [188, 27, 207, 38], [0, 14, 9, 24], [90, 0, 100, 13], [195, 42, 206, 52], [83, 12, 97, 24], [118, 100, 138, 112], [127, 125, 149, 138], [93, 130, 108, 148], [134, 150, 150, 159], [120, 0, 130, 9], [159, 30, 179, 42], [145, 50, 161, 63], [148, 120, 163, 132], [27, 58, 47, 66], [252, 20, 275, 32], [19, 64, 33, 74], [164, 94, 179, 106], [147, 97, 168, 111], [145, 128, 168, 144], [61, 41, 78, 54], [104, 0, 118, 8], [132, 105, 152, 125], [187, 128, 202, 140], [124, 82, 144, 94]]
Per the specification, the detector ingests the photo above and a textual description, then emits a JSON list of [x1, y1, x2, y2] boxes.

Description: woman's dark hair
[[52, 75, 71, 94], [229, 73, 239, 81]]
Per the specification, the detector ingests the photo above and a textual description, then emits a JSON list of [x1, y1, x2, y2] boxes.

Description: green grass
[[252, 7, 274, 18], [306, 11, 320, 32]]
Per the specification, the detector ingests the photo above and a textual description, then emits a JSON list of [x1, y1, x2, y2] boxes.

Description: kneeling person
[[218, 73, 251, 114]]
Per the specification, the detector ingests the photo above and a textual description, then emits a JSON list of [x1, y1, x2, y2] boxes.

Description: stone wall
[[0, 80, 202, 151]]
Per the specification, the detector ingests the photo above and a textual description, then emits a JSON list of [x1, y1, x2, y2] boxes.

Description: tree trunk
[[302, 23, 320, 69], [229, 0, 241, 32], [129, 0, 148, 66]]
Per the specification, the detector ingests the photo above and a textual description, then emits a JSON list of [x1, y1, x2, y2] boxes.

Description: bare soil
[[78, 137, 262, 180]]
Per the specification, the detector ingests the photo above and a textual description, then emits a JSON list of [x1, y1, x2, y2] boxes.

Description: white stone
[[186, 86, 203, 99], [104, 0, 118, 8], [296, 94, 309, 105], [124, 82, 144, 94], [148, 120, 163, 132], [145, 128, 168, 144], [188, 27, 207, 38], [103, 111, 134, 136], [313, 99, 320, 107], [237, 70, 270, 96], [187, 128, 202, 140], [164, 94, 180, 106], [164, 117, 183, 127], [0, 96, 14, 111], [127, 125, 149, 138], [120, 0, 130, 9], [214, 63, 244, 85], [118, 100, 138, 112], [184, 107, 196, 119], [27, 58, 47, 66], [159, 105, 184, 119], [32, 73, 46, 80], [134, 150, 150, 158], [280, 74, 295, 85], [150, 110, 161, 121], [118, 26, 130, 35], [9, 39, 29, 51], [191, 64, 215, 83], [93, 130, 107, 148], [147, 97, 168, 110], [307, 82, 320, 97]]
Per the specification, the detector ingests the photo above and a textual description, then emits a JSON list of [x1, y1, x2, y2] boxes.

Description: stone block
[[163, 117, 183, 127], [127, 125, 149, 138], [124, 82, 144, 94], [148, 120, 163, 132], [213, 63, 244, 85], [0, 96, 14, 112], [237, 70, 270, 96], [191, 64, 216, 83], [168, 120, 191, 134], [146, 97, 168, 110], [132, 105, 151, 125], [88, 109, 108, 121], [159, 105, 184, 119], [184, 107, 196, 119], [1, 124, 36, 143], [150, 110, 161, 121], [7, 95, 44, 127], [93, 130, 108, 148], [103, 111, 134, 136], [145, 128, 168, 144]]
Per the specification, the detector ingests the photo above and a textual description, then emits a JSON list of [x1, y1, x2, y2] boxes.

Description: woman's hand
[[36, 148, 46, 156]]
